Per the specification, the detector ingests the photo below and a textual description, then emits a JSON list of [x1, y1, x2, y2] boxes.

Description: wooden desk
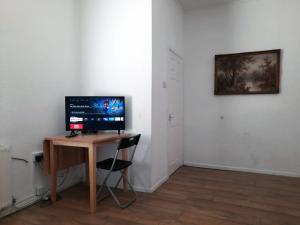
[[43, 133, 130, 213]]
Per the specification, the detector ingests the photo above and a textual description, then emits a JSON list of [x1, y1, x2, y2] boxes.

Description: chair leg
[[97, 170, 137, 208], [122, 171, 137, 197], [97, 171, 112, 202], [114, 173, 123, 189], [96, 183, 111, 202], [109, 170, 137, 209]]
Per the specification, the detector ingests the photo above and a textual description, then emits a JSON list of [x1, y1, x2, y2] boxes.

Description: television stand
[[66, 131, 79, 138]]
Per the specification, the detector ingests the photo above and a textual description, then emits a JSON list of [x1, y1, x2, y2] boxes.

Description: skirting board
[[134, 175, 169, 193], [184, 161, 300, 178]]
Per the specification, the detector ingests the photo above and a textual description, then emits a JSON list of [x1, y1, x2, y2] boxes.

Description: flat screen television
[[65, 96, 125, 133]]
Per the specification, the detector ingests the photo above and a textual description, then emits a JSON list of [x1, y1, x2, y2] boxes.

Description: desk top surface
[[45, 132, 132, 144]]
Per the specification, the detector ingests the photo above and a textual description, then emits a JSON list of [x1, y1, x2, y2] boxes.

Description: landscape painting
[[214, 50, 281, 95]]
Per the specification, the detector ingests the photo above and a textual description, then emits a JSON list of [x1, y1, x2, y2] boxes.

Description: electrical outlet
[[35, 186, 47, 196], [32, 151, 43, 163], [12, 196, 16, 204]]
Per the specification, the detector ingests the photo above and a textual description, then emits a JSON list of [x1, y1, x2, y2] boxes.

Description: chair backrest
[[117, 134, 141, 162], [118, 134, 141, 150]]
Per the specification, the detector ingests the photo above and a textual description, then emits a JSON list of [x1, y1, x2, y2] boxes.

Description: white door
[[167, 49, 184, 176]]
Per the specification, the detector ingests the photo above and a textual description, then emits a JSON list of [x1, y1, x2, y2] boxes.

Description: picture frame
[[214, 49, 281, 95]]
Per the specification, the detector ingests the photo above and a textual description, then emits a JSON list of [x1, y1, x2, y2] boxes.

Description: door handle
[[168, 113, 175, 121]]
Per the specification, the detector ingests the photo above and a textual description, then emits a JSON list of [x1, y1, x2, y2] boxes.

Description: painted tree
[[259, 56, 276, 88], [216, 55, 255, 88]]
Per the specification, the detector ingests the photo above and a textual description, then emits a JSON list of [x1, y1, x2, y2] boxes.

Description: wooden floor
[[2, 166, 300, 225]]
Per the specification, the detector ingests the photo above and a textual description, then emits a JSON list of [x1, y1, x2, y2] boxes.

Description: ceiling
[[178, 0, 237, 11]]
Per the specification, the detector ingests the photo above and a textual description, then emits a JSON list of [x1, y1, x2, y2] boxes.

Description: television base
[[66, 131, 79, 138]]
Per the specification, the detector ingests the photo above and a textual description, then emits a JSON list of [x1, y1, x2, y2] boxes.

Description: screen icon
[[70, 124, 83, 130], [70, 117, 83, 122]]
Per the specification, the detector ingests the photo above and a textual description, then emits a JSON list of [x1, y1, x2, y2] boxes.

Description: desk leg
[[50, 141, 57, 203], [85, 151, 90, 186], [122, 148, 129, 192], [88, 145, 96, 213]]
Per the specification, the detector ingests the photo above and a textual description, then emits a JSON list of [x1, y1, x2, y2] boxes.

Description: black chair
[[96, 134, 141, 208]]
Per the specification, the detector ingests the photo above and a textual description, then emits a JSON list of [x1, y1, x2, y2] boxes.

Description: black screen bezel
[[65, 96, 125, 132]]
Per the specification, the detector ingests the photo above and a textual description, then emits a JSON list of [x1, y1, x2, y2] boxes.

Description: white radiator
[[0, 145, 12, 210]]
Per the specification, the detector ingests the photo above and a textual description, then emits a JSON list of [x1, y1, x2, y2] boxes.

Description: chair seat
[[96, 158, 132, 171]]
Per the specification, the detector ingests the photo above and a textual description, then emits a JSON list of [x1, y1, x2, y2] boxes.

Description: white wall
[[0, 0, 82, 206], [80, 0, 184, 191], [152, 0, 184, 188], [184, 0, 300, 176], [80, 0, 152, 190]]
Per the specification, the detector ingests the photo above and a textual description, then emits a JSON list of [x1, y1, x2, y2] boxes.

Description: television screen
[[65, 96, 125, 131]]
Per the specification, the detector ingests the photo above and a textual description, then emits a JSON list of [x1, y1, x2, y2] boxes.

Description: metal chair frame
[[96, 134, 141, 208]]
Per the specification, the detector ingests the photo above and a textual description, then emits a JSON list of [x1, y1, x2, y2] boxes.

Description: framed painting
[[214, 49, 281, 95]]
